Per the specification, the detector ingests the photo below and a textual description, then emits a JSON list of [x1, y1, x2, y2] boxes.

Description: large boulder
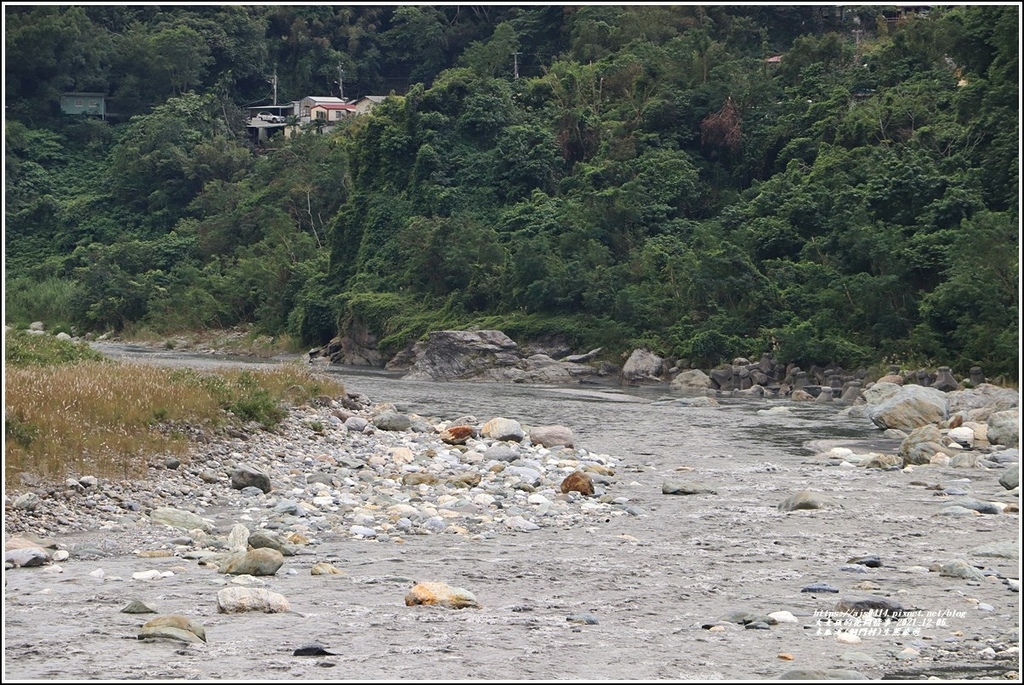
[[987, 410, 1019, 447], [670, 369, 712, 395], [620, 349, 664, 385], [999, 464, 1019, 491], [138, 615, 206, 643], [947, 384, 1019, 416], [866, 385, 948, 431], [401, 330, 521, 381], [481, 417, 525, 442], [398, 330, 597, 383], [149, 507, 214, 532], [222, 548, 284, 576], [899, 425, 952, 465], [216, 587, 291, 614], [862, 381, 903, 405], [230, 464, 271, 493], [529, 425, 574, 448]]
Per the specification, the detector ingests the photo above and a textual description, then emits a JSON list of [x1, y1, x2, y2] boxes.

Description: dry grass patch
[[5, 361, 344, 487]]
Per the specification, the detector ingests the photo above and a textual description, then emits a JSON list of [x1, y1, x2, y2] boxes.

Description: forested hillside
[[4, 5, 1019, 377]]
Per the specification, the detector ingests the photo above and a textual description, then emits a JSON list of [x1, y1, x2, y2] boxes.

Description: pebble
[[801, 582, 840, 593]]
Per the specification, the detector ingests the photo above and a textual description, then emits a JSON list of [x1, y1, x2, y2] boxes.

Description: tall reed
[[5, 352, 344, 486]]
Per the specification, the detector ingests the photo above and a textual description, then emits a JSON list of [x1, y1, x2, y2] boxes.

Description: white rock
[[836, 632, 862, 644], [768, 610, 799, 624], [132, 570, 164, 581], [217, 586, 291, 614], [506, 516, 540, 532], [227, 523, 250, 553]]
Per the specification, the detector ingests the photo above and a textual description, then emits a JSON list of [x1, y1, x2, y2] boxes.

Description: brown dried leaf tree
[[700, 96, 741, 154]]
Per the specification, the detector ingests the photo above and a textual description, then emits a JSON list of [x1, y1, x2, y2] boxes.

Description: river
[[4, 343, 1016, 681]]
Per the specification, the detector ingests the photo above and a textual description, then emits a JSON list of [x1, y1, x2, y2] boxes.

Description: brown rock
[[560, 471, 595, 496], [402, 472, 438, 486], [223, 548, 284, 576], [404, 581, 480, 609], [139, 614, 206, 643], [448, 472, 481, 488], [440, 425, 474, 445]]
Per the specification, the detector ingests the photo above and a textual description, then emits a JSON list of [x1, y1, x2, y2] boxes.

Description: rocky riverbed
[[3, 355, 1021, 681]]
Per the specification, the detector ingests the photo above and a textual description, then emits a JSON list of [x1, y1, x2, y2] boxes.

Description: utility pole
[[268, 70, 278, 105], [513, 51, 521, 80]]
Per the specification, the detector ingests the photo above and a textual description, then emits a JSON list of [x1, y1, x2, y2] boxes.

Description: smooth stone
[[294, 643, 336, 656], [998, 464, 1019, 491], [933, 559, 986, 581], [721, 610, 777, 626], [149, 507, 213, 532], [132, 570, 165, 581], [505, 516, 539, 532], [5, 547, 50, 568], [481, 417, 525, 442], [778, 490, 841, 511], [801, 583, 840, 594], [121, 600, 157, 614], [138, 615, 206, 643], [404, 581, 480, 609], [483, 444, 519, 462], [970, 541, 1018, 560], [311, 562, 345, 576], [662, 481, 717, 496], [934, 505, 981, 517], [216, 587, 291, 614], [839, 565, 867, 573], [344, 417, 368, 432], [248, 532, 295, 555], [566, 613, 599, 625], [846, 555, 882, 568], [560, 471, 595, 496], [230, 464, 272, 493], [223, 548, 284, 576], [834, 595, 904, 616], [529, 425, 575, 448], [768, 611, 799, 624], [372, 411, 412, 432], [951, 498, 1002, 515]]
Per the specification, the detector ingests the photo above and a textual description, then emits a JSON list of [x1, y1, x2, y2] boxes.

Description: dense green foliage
[[4, 5, 1019, 377], [4, 329, 108, 368]]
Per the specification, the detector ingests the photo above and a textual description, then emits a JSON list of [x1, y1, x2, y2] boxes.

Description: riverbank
[[4, 346, 1020, 681]]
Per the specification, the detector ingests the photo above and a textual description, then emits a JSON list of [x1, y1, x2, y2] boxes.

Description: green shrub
[[4, 329, 106, 368]]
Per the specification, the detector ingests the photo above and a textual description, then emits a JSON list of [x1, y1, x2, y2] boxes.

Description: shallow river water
[[3, 345, 1019, 682]]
